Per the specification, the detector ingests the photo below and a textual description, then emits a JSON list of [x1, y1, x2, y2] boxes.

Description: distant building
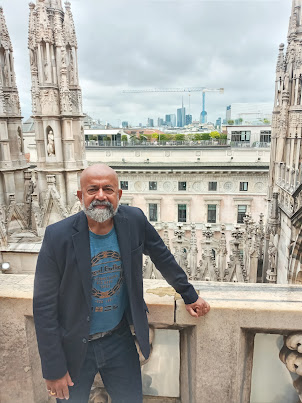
[[177, 106, 186, 127], [215, 117, 222, 130], [226, 124, 271, 146], [165, 114, 176, 127], [185, 114, 192, 125], [200, 110, 207, 124], [226, 103, 273, 125], [157, 118, 165, 126], [147, 118, 154, 127], [122, 121, 129, 128]]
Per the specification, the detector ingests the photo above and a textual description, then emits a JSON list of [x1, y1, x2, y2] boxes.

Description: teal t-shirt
[[89, 226, 128, 335]]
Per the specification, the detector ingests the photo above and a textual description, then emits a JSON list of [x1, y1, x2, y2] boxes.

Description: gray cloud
[[1, 0, 291, 125]]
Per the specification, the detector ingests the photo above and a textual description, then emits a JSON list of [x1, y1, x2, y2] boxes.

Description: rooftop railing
[[85, 140, 271, 148]]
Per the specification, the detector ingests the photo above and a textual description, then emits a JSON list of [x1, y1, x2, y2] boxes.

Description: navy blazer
[[33, 206, 198, 381]]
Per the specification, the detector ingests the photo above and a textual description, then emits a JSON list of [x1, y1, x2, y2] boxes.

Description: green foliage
[[193, 133, 203, 141], [220, 134, 227, 139], [209, 131, 221, 139], [121, 135, 128, 142], [201, 133, 210, 140], [151, 132, 159, 139], [144, 133, 152, 140], [227, 120, 234, 125], [262, 118, 270, 124], [175, 133, 185, 141]]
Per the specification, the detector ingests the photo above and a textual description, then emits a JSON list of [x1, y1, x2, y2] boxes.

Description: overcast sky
[[1, 0, 292, 126]]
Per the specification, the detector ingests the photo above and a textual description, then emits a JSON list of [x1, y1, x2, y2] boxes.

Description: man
[[33, 164, 210, 403]]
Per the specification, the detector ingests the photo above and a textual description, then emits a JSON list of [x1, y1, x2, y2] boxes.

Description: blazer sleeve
[[33, 227, 68, 380], [142, 212, 199, 305]]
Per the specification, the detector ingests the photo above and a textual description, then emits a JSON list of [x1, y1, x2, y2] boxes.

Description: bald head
[[79, 164, 118, 190]]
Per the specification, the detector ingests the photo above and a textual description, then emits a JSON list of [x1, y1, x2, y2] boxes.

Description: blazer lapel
[[114, 210, 132, 288], [72, 212, 92, 308]]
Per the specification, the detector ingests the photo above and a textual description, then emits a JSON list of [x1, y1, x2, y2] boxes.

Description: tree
[[193, 133, 203, 141], [175, 133, 185, 141], [201, 133, 210, 140], [220, 134, 227, 139], [262, 118, 270, 124], [238, 118, 243, 124], [227, 120, 234, 125], [151, 132, 159, 140], [121, 135, 128, 142], [209, 131, 221, 139]]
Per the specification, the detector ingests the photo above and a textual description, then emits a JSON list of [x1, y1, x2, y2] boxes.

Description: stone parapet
[[1, 275, 302, 403]]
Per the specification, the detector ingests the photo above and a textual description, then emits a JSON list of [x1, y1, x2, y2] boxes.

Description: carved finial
[[276, 43, 285, 73], [65, 1, 71, 8], [29, 2, 35, 9]]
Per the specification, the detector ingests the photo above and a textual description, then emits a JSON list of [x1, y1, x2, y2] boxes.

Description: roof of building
[[89, 161, 269, 171], [22, 117, 35, 133]]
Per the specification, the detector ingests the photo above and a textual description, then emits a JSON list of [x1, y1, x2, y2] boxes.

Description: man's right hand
[[46, 371, 74, 400]]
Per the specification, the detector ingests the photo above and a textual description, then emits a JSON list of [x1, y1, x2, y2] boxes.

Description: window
[[239, 182, 248, 191], [149, 203, 158, 222], [149, 181, 157, 191], [260, 131, 271, 143], [207, 204, 217, 223], [231, 131, 251, 142], [178, 181, 187, 191], [120, 181, 128, 190], [237, 205, 247, 223], [178, 204, 187, 222], [208, 182, 217, 191]]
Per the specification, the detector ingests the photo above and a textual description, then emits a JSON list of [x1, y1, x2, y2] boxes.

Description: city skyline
[[2, 0, 291, 126]]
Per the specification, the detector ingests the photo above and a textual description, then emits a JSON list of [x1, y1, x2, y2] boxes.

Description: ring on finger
[[50, 391, 56, 396]]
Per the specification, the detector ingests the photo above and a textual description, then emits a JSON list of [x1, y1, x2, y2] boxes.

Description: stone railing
[[1, 274, 302, 403]]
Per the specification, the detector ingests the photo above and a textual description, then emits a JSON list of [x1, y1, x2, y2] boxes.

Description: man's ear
[[118, 189, 122, 199], [77, 190, 82, 201]]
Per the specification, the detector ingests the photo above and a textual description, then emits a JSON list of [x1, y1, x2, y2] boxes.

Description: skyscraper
[[177, 99, 186, 127], [165, 114, 176, 127], [147, 118, 154, 127], [185, 114, 192, 125]]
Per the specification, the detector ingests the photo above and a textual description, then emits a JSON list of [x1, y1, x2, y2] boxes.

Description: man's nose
[[95, 188, 106, 200]]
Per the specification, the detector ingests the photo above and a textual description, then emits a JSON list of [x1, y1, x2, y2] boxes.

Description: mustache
[[87, 200, 113, 211]]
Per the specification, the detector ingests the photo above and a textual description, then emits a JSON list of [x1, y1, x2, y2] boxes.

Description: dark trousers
[[57, 324, 142, 403]]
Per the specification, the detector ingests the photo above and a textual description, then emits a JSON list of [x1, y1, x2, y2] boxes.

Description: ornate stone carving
[[280, 333, 302, 402], [46, 129, 55, 156]]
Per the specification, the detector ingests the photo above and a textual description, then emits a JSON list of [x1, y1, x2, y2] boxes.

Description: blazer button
[[87, 316, 90, 322], [82, 338, 87, 344]]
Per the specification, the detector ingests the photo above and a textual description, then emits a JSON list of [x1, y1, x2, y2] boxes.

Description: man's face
[[77, 169, 122, 223]]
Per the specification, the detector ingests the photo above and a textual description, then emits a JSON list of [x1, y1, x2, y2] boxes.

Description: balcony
[[0, 274, 301, 403]]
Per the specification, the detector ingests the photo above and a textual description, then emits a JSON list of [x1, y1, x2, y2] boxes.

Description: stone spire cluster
[[267, 0, 302, 283], [28, 0, 86, 213], [0, 6, 27, 205]]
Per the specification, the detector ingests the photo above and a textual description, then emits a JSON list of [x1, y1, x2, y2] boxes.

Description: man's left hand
[[185, 297, 210, 318]]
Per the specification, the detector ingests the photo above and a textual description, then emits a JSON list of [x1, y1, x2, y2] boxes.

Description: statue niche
[[46, 126, 55, 157], [17, 127, 23, 155]]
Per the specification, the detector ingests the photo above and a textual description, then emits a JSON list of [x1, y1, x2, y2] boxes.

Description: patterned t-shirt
[[89, 226, 128, 335]]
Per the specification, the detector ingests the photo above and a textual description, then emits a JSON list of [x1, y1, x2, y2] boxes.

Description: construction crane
[[122, 87, 224, 124]]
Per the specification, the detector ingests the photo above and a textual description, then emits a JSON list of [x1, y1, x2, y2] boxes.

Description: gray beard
[[82, 199, 119, 223]]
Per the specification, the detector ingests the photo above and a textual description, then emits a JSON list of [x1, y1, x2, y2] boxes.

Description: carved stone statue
[[47, 130, 55, 156]]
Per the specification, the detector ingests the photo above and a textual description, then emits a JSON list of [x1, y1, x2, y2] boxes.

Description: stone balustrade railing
[[1, 274, 302, 403], [275, 161, 302, 195]]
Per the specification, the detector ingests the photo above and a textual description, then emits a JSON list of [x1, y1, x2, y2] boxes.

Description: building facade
[[266, 0, 302, 284]]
